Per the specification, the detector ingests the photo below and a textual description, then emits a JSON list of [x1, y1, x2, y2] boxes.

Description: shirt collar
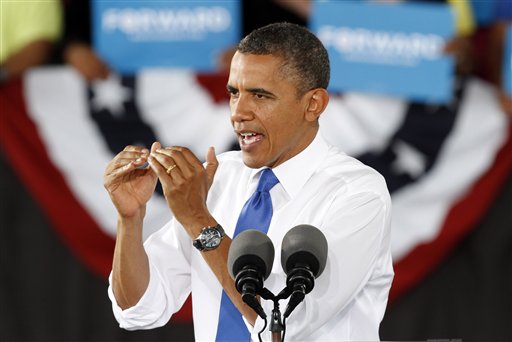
[[248, 133, 329, 199]]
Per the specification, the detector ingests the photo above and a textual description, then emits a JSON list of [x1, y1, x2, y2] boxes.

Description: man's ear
[[304, 88, 329, 122]]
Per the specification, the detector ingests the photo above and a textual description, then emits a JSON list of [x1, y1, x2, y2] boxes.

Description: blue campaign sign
[[310, 1, 456, 103], [504, 25, 512, 97], [92, 1, 240, 73]]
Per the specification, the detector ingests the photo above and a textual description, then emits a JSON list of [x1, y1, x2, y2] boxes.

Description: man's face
[[227, 52, 317, 169]]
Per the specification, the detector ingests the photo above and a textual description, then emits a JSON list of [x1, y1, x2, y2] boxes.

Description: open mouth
[[239, 132, 263, 148]]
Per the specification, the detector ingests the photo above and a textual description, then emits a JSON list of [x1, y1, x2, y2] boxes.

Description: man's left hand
[[148, 142, 219, 235]]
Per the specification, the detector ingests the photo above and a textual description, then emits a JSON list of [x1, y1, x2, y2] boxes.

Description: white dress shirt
[[108, 133, 394, 341]]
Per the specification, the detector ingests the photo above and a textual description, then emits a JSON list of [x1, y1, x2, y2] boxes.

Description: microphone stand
[[260, 287, 295, 342], [270, 301, 283, 342]]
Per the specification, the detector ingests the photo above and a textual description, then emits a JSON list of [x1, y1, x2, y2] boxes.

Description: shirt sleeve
[[253, 186, 393, 341], [1, 1, 62, 62], [108, 220, 193, 330]]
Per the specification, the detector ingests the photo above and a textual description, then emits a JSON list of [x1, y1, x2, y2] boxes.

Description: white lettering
[[101, 6, 232, 41], [318, 26, 445, 66]]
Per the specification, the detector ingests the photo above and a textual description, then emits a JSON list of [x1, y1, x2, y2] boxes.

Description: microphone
[[280, 224, 328, 318], [227, 229, 275, 319]]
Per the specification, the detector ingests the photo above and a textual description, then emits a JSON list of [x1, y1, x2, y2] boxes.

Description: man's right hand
[[104, 145, 158, 218]]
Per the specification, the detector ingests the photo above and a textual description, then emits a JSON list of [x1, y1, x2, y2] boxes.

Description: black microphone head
[[227, 229, 275, 280], [281, 224, 328, 278]]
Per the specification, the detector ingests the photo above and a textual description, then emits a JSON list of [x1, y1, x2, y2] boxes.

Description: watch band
[[193, 224, 225, 251]]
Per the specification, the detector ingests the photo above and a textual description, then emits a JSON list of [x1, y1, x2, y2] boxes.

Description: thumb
[[151, 141, 161, 154], [205, 146, 218, 187]]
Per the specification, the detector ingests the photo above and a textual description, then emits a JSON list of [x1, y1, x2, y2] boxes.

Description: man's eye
[[255, 93, 266, 99]]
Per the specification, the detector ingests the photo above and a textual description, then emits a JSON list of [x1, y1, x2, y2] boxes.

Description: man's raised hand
[[103, 145, 158, 219]]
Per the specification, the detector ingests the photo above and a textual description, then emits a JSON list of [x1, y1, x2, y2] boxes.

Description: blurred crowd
[[1, 0, 510, 117]]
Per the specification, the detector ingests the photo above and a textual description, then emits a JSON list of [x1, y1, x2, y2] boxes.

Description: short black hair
[[237, 22, 330, 96]]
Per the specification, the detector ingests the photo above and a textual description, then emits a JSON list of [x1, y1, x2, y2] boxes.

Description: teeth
[[241, 133, 256, 137]]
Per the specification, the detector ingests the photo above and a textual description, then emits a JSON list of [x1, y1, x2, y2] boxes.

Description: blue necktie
[[216, 169, 279, 342]]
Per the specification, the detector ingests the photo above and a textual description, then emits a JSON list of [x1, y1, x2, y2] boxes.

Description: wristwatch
[[193, 224, 225, 251]]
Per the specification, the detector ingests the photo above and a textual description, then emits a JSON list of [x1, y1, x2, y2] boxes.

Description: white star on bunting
[[90, 74, 132, 117]]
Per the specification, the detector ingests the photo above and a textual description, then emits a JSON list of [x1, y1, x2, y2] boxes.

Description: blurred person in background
[[471, 19, 512, 117], [58, 0, 307, 79], [56, 0, 110, 82], [281, 0, 511, 117], [444, 0, 512, 117], [0, 0, 62, 84]]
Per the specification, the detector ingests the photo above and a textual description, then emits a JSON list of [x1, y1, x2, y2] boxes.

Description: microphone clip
[[286, 264, 315, 295], [235, 266, 267, 319], [235, 265, 264, 295], [283, 264, 315, 318]]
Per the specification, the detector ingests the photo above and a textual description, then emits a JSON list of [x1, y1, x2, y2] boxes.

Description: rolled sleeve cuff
[[108, 263, 168, 330]]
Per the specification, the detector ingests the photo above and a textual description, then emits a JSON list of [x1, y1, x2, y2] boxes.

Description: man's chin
[[241, 153, 265, 169]]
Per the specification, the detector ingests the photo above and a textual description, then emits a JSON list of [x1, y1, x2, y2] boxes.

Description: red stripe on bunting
[[0, 79, 193, 322], [0, 78, 115, 278], [389, 123, 512, 303], [196, 72, 230, 103]]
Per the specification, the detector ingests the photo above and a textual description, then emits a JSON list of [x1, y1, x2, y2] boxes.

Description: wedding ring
[[166, 164, 177, 175]]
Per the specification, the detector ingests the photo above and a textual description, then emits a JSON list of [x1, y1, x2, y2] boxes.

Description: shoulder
[[321, 145, 390, 201]]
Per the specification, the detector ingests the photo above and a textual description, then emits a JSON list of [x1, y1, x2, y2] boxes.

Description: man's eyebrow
[[246, 88, 275, 97], [226, 85, 276, 97]]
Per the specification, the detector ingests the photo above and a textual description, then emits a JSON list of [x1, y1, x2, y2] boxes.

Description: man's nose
[[230, 95, 253, 122]]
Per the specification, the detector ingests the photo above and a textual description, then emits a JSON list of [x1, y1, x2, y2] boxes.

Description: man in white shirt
[[104, 22, 393, 341]]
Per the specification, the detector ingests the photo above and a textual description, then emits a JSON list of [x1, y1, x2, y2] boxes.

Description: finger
[[147, 155, 181, 188], [114, 156, 148, 170], [152, 146, 197, 179], [117, 150, 149, 161], [107, 150, 148, 173], [148, 148, 183, 181], [151, 149, 179, 172], [158, 146, 202, 166], [104, 160, 136, 190], [106, 157, 143, 179], [114, 146, 149, 164], [151, 141, 161, 154], [123, 145, 149, 153], [205, 146, 219, 186], [155, 146, 181, 159], [163, 147, 205, 179], [176, 146, 204, 167]]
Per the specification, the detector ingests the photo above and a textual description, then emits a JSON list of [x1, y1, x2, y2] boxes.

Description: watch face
[[202, 228, 222, 249]]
